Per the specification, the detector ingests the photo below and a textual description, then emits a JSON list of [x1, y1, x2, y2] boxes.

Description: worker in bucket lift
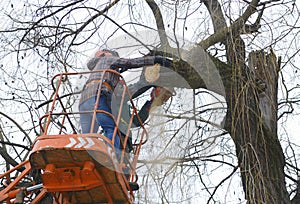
[[79, 49, 173, 156], [113, 81, 174, 153]]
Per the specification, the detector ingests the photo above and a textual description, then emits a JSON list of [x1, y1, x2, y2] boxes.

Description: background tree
[[0, 0, 299, 203]]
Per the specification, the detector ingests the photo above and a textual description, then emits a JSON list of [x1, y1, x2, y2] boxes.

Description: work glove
[[150, 87, 174, 107], [154, 56, 173, 68]]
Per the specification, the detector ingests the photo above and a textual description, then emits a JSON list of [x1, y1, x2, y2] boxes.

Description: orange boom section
[[0, 70, 148, 204]]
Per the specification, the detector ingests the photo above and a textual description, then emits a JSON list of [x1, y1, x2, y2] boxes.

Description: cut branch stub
[[248, 49, 279, 132]]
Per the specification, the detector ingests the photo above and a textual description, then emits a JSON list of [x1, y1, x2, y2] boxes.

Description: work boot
[[129, 182, 139, 191]]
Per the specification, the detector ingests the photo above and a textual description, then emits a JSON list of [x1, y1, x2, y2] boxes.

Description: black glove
[[154, 56, 173, 68]]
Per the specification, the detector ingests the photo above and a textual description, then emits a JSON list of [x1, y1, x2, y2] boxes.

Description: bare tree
[[0, 0, 299, 203]]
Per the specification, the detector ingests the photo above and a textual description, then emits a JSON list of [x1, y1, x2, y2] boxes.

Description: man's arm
[[132, 86, 174, 127], [86, 57, 101, 70], [111, 55, 173, 72], [132, 100, 152, 127]]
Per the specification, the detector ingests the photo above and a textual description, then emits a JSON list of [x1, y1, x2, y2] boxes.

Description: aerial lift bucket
[[0, 70, 148, 203]]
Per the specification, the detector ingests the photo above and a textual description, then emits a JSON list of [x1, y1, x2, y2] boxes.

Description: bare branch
[[0, 112, 32, 146], [145, 0, 171, 48]]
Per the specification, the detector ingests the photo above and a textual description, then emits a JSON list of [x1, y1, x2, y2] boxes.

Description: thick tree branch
[[199, 0, 260, 49], [145, 0, 171, 49], [202, 0, 227, 33]]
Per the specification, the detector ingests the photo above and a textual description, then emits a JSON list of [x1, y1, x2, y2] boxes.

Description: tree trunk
[[226, 49, 290, 203]]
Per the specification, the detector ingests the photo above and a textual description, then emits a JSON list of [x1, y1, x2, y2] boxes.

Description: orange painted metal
[[29, 132, 133, 203], [0, 161, 32, 203]]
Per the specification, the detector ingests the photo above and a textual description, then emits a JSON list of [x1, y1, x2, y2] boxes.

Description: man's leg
[[79, 98, 99, 133], [96, 94, 120, 150]]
